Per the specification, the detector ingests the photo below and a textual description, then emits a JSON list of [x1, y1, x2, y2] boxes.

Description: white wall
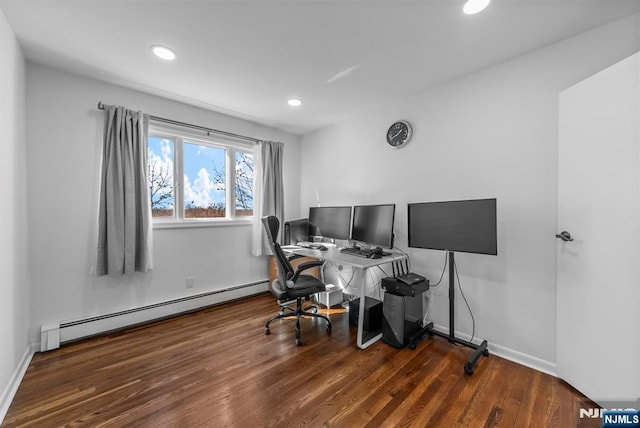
[[300, 14, 640, 367], [0, 7, 29, 416], [25, 63, 302, 344]]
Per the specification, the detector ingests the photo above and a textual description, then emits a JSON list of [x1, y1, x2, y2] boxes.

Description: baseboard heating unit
[[40, 280, 268, 352]]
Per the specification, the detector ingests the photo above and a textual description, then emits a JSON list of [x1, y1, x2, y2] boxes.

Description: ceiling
[[1, 0, 639, 135]]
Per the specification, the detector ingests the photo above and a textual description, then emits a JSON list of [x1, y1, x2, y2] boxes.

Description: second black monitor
[[351, 204, 396, 249], [308, 206, 352, 240]]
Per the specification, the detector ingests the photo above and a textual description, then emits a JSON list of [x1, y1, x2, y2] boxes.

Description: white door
[[557, 52, 640, 408]]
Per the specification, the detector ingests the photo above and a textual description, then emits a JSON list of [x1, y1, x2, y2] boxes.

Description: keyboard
[[296, 242, 328, 251], [340, 247, 378, 258]]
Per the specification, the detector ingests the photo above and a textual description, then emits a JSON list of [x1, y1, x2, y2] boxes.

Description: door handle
[[555, 231, 573, 242]]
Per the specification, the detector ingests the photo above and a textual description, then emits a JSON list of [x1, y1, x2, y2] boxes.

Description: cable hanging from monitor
[[454, 258, 476, 344], [428, 252, 448, 288]]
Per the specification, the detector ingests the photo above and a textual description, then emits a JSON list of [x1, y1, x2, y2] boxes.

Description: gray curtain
[[258, 141, 284, 253], [95, 105, 153, 276]]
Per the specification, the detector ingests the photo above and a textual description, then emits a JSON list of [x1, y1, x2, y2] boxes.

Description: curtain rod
[[97, 102, 261, 144]]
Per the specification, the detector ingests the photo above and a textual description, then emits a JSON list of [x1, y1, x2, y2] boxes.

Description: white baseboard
[[0, 344, 35, 424], [45, 280, 268, 349], [430, 323, 557, 377], [488, 340, 557, 377]]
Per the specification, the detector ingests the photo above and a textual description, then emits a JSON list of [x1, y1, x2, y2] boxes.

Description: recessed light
[[288, 99, 302, 107], [463, 0, 491, 14], [150, 45, 176, 60]]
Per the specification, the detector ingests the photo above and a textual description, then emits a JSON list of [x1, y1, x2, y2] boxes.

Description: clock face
[[386, 121, 412, 148]]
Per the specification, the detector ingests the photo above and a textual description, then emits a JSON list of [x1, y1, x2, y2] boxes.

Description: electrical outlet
[[186, 276, 195, 288]]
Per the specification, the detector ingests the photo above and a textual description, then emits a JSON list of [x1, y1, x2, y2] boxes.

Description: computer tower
[[284, 218, 309, 245], [382, 293, 405, 348], [348, 297, 382, 332], [404, 293, 423, 324], [382, 292, 423, 349]]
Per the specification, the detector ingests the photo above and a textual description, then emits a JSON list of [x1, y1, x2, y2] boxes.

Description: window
[[148, 136, 175, 217], [147, 126, 254, 225], [235, 150, 254, 217], [183, 141, 226, 218]]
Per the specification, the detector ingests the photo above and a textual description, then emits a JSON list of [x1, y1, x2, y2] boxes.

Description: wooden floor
[[3, 293, 597, 427]]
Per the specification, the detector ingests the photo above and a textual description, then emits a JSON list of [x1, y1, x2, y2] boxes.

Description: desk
[[287, 246, 407, 349], [268, 255, 319, 290]]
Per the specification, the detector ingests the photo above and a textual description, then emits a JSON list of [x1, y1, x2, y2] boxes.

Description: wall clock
[[386, 120, 412, 148]]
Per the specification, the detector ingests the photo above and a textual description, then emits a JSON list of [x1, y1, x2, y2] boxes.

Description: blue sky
[[148, 137, 226, 209], [182, 141, 226, 207]]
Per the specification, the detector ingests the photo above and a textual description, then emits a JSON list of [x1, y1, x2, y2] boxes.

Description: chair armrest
[[291, 260, 324, 282], [297, 260, 324, 271]]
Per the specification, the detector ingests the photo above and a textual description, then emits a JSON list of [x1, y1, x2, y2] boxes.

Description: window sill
[[152, 218, 254, 230]]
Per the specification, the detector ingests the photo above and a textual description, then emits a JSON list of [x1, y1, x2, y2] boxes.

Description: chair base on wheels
[[277, 297, 318, 316], [265, 296, 332, 346]]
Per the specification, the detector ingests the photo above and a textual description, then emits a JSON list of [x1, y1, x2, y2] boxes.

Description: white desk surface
[[284, 245, 408, 349], [285, 246, 406, 269]]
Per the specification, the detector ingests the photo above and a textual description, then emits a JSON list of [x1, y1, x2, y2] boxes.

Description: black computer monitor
[[308, 206, 352, 240], [351, 204, 395, 249], [408, 198, 497, 255]]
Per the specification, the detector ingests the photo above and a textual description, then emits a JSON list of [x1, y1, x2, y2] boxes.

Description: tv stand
[[408, 251, 489, 375]]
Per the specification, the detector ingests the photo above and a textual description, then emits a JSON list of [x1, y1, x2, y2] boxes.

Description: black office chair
[[262, 216, 332, 346]]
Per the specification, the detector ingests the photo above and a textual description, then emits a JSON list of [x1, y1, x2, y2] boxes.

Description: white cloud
[[184, 168, 215, 207]]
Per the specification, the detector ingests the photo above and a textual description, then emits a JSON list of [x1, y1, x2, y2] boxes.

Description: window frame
[[148, 123, 255, 229]]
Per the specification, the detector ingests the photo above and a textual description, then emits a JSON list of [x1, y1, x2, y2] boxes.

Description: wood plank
[[2, 293, 596, 427]]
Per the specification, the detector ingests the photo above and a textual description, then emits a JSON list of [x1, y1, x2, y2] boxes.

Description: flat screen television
[[351, 204, 396, 249], [308, 206, 352, 240], [408, 198, 497, 255]]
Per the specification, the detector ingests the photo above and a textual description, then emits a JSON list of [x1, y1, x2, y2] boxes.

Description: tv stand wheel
[[464, 363, 474, 376], [295, 338, 303, 346], [483, 349, 490, 357], [408, 343, 416, 350], [264, 327, 270, 335]]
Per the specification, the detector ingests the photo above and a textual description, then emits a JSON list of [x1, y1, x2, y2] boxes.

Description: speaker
[[284, 218, 309, 245], [348, 297, 382, 332]]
